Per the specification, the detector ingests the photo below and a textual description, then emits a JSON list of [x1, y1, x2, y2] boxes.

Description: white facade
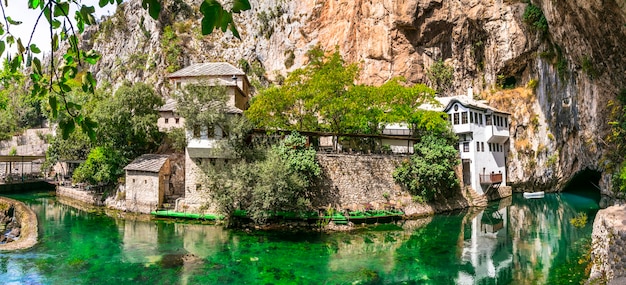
[[437, 96, 510, 195]]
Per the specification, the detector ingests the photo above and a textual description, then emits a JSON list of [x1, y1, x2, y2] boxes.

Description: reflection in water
[[0, 192, 598, 284]]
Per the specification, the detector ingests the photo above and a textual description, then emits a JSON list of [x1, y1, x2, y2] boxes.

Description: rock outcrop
[[84, 0, 626, 194]]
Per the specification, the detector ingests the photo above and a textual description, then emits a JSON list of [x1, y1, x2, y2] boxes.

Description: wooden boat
[[523, 191, 545, 199]]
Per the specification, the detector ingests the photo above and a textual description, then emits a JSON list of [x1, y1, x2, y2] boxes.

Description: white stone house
[[157, 98, 185, 132], [423, 92, 511, 195], [123, 154, 171, 214], [166, 62, 251, 212]]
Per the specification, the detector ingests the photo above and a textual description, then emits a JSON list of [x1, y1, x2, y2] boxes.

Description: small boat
[[523, 191, 545, 199]]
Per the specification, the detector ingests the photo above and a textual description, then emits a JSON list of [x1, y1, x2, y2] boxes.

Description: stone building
[[123, 154, 171, 214], [423, 90, 511, 195], [166, 62, 251, 212], [157, 98, 184, 132]]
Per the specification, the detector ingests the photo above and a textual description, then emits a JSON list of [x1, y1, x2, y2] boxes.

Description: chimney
[[467, 87, 473, 99]]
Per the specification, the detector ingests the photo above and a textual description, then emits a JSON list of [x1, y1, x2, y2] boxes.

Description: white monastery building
[[424, 89, 511, 195]]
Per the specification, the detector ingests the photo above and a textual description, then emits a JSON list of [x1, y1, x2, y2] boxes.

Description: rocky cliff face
[[85, 0, 626, 194]]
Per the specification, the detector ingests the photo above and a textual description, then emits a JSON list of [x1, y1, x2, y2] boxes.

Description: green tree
[[426, 60, 454, 94], [72, 146, 126, 185], [204, 132, 321, 224], [93, 81, 163, 158], [393, 133, 460, 201]]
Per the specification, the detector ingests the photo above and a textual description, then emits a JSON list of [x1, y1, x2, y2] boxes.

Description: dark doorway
[[462, 160, 471, 186], [561, 168, 602, 202]]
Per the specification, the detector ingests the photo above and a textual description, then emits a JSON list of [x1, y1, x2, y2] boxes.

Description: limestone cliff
[[84, 0, 626, 194]]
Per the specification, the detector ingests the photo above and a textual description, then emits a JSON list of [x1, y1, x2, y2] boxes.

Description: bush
[[73, 147, 127, 185], [523, 3, 548, 33], [393, 134, 460, 201]]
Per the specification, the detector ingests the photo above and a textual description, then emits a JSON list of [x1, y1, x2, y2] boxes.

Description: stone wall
[[57, 186, 105, 206], [315, 154, 475, 216], [589, 204, 626, 284], [0, 196, 38, 250], [124, 171, 161, 214], [0, 128, 51, 156]]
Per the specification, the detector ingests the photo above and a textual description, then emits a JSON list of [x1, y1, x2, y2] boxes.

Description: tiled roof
[[124, 154, 169, 172], [159, 98, 177, 112], [167, 62, 245, 78], [421, 95, 510, 115]]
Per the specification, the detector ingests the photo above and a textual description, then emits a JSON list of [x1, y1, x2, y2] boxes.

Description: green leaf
[[33, 57, 42, 74], [52, 33, 59, 51], [0, 23, 4, 35], [82, 72, 97, 93], [6, 17, 22, 25], [29, 44, 41, 54], [0, 41, 4, 57], [53, 2, 70, 17], [17, 38, 25, 53], [99, 0, 110, 7], [200, 0, 222, 35], [229, 24, 240, 39], [142, 0, 161, 20], [231, 0, 251, 13], [84, 50, 101, 64], [60, 118, 75, 140], [49, 96, 58, 118]]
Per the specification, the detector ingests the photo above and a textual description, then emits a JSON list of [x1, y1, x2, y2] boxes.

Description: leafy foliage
[[72, 146, 126, 185], [393, 133, 460, 201], [92, 82, 163, 158], [0, 0, 251, 140], [204, 132, 321, 224], [608, 89, 626, 194], [246, 47, 438, 135], [426, 60, 454, 94], [523, 3, 548, 33]]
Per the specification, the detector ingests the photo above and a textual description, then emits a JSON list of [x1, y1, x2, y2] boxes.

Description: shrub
[[523, 3, 548, 33], [393, 134, 460, 201], [426, 60, 454, 94]]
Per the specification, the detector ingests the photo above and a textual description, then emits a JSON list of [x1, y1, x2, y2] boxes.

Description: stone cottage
[[123, 154, 171, 214], [166, 62, 251, 213]]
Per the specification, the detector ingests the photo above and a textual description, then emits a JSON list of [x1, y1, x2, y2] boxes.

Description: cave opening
[[561, 168, 602, 202]]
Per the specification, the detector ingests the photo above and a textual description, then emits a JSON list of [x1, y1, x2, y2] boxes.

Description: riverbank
[[0, 196, 38, 250], [589, 204, 626, 284], [56, 184, 511, 230]]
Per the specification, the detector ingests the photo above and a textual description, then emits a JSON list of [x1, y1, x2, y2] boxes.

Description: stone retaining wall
[[315, 153, 474, 216], [0, 197, 38, 250], [57, 186, 105, 206], [589, 204, 626, 284]]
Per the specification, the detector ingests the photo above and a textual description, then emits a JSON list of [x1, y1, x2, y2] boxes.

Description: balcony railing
[[480, 173, 503, 184]]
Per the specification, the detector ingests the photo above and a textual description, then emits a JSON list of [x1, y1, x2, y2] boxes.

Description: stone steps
[[465, 187, 488, 207]]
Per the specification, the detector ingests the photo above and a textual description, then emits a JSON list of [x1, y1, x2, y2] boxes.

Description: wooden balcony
[[480, 173, 503, 185]]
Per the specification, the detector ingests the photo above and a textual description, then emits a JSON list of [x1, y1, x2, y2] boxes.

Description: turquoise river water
[[0, 191, 599, 285]]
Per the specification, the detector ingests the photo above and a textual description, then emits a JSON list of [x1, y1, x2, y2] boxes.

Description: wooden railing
[[480, 173, 503, 184]]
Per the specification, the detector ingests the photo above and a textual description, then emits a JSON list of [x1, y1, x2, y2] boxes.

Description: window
[[470, 112, 474, 123], [479, 114, 483, 125], [486, 115, 492, 125], [462, 112, 468, 124], [463, 142, 469, 152], [454, 113, 459, 125], [164, 118, 169, 124], [144, 180, 147, 184], [132, 179, 135, 183], [206, 125, 215, 138], [193, 125, 201, 138], [481, 142, 485, 152], [476, 141, 480, 151], [489, 143, 492, 152], [175, 118, 180, 124]]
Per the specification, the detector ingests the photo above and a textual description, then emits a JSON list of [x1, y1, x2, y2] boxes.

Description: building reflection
[[456, 197, 513, 284]]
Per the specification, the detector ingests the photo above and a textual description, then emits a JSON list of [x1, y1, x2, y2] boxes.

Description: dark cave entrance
[[561, 168, 602, 202]]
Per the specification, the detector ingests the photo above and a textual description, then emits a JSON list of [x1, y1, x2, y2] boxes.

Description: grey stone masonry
[[589, 204, 626, 284]]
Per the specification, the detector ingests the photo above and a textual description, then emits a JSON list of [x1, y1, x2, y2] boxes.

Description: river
[[0, 191, 598, 285]]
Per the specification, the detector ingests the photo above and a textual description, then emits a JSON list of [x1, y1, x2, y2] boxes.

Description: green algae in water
[[0, 192, 600, 284]]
